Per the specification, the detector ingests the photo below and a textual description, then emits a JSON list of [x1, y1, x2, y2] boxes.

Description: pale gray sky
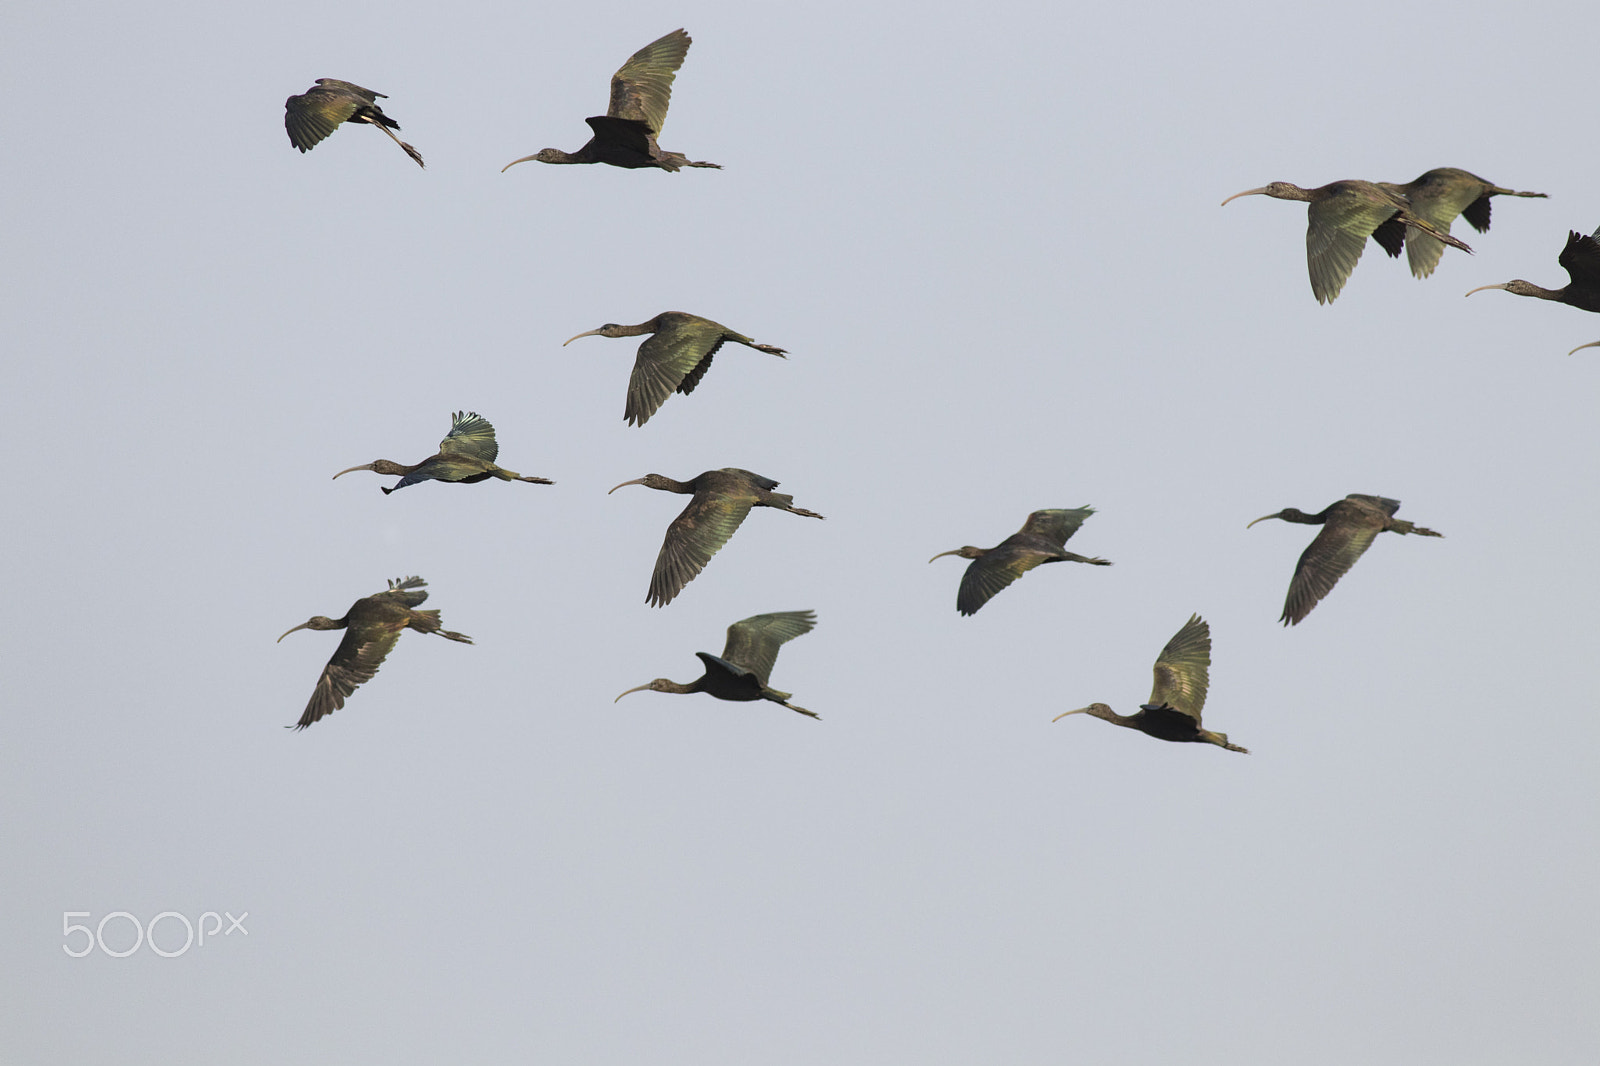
[[3, 0, 1597, 1062]]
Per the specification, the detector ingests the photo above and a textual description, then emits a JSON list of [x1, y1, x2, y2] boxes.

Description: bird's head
[[609, 474, 669, 494], [615, 679, 673, 701], [928, 546, 985, 563], [502, 149, 568, 173], [1221, 182, 1298, 206], [1464, 280, 1534, 297], [1052, 703, 1111, 723], [1248, 507, 1315, 528], [563, 324, 626, 345], [277, 616, 342, 642], [332, 460, 403, 480]]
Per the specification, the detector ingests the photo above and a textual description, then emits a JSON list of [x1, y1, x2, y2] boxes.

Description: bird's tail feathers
[[1403, 215, 1472, 254], [371, 121, 425, 168]]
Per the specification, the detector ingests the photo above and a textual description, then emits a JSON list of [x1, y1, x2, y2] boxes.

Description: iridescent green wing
[[627, 315, 723, 425], [1396, 169, 1485, 278], [1281, 500, 1386, 624], [295, 615, 405, 729], [1147, 614, 1210, 721], [1304, 184, 1402, 303], [1018, 507, 1095, 549], [438, 411, 499, 463], [284, 81, 373, 151], [647, 485, 755, 606], [607, 29, 690, 135], [955, 544, 1050, 615], [721, 611, 817, 686]]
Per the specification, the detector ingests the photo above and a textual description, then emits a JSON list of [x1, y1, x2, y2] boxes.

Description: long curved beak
[[1463, 283, 1510, 297], [332, 463, 376, 480], [1051, 707, 1091, 722], [1569, 340, 1600, 356], [1245, 512, 1282, 529], [277, 621, 312, 643], [615, 684, 652, 702], [501, 155, 537, 173], [563, 328, 603, 346], [928, 548, 964, 563], [1220, 187, 1269, 207], [609, 477, 648, 494]]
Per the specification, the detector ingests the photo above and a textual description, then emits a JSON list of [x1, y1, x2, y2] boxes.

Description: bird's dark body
[[693, 654, 772, 701], [1131, 704, 1211, 743]]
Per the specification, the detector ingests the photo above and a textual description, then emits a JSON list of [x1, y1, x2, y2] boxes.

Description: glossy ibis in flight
[[1374, 168, 1545, 278], [1248, 494, 1442, 625], [1053, 615, 1246, 753], [1221, 179, 1472, 303], [333, 411, 554, 494], [502, 29, 720, 172], [278, 576, 472, 730], [609, 468, 824, 607], [616, 610, 818, 719], [930, 508, 1110, 616], [563, 312, 787, 426], [284, 79, 425, 168]]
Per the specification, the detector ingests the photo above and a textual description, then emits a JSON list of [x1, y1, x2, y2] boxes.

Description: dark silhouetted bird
[[616, 610, 818, 718], [929, 508, 1110, 616], [610, 469, 823, 606], [284, 79, 425, 168], [1248, 494, 1442, 625], [1373, 168, 1545, 278], [502, 29, 719, 172], [1465, 226, 1600, 313], [333, 411, 553, 494], [563, 312, 786, 426], [1053, 615, 1246, 753], [1222, 179, 1472, 303], [278, 577, 472, 730]]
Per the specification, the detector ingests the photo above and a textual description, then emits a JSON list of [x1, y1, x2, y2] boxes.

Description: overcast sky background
[[3, 0, 1597, 1062]]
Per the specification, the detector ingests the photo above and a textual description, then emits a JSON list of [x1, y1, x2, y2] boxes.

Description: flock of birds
[[276, 27, 1582, 747]]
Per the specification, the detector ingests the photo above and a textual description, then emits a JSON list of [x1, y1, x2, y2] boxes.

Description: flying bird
[[502, 29, 720, 172], [1053, 615, 1246, 753], [563, 312, 787, 426], [284, 79, 425, 168], [1465, 226, 1600, 315], [609, 468, 824, 607], [1221, 179, 1473, 303], [929, 508, 1111, 616], [1248, 494, 1442, 625], [616, 610, 818, 719], [278, 576, 472, 730], [1374, 168, 1545, 278], [333, 411, 553, 494]]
